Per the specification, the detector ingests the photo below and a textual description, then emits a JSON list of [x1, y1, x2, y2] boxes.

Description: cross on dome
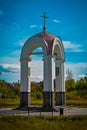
[[41, 12, 48, 32]]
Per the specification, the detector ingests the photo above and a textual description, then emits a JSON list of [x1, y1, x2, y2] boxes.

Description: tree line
[[0, 76, 87, 100], [0, 80, 20, 99]]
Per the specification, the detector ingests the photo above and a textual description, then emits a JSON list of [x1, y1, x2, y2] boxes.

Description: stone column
[[43, 55, 54, 108], [55, 59, 65, 106], [20, 58, 31, 107]]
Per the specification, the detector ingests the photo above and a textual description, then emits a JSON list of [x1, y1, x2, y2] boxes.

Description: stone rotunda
[[20, 13, 65, 109]]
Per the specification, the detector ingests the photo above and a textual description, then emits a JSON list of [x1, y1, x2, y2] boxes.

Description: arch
[[52, 37, 65, 106], [52, 37, 65, 61], [20, 36, 48, 60], [20, 36, 48, 107], [20, 32, 65, 109]]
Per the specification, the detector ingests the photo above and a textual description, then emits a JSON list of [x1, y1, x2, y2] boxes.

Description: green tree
[[0, 80, 9, 98], [36, 92, 42, 99], [65, 79, 75, 92], [75, 77, 87, 98], [14, 84, 20, 97]]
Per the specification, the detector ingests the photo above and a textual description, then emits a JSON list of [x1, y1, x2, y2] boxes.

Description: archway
[[20, 31, 65, 108], [52, 38, 65, 106], [30, 47, 43, 106]]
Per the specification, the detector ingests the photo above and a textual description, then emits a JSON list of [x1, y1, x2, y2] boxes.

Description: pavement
[[0, 107, 87, 116]]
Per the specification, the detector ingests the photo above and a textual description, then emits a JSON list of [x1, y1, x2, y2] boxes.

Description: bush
[[36, 92, 42, 99]]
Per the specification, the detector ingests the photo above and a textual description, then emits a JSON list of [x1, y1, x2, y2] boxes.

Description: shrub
[[36, 92, 42, 99]]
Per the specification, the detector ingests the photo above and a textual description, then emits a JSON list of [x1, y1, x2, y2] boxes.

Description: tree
[[0, 80, 9, 98], [14, 84, 20, 97], [66, 68, 73, 80], [65, 79, 75, 92], [75, 76, 87, 98]]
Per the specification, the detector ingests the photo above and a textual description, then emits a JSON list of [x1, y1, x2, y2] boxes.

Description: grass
[[0, 98, 87, 108], [0, 115, 87, 130], [0, 98, 20, 108], [66, 99, 87, 107], [31, 99, 43, 105]]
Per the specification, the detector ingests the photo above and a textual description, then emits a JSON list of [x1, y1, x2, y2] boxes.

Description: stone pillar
[[55, 59, 65, 106], [20, 58, 31, 107], [43, 55, 54, 108]]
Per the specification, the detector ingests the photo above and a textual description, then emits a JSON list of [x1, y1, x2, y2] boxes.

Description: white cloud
[[0, 64, 20, 73], [30, 60, 87, 81], [30, 60, 43, 82], [30, 58, 55, 82], [0, 10, 4, 16], [65, 62, 87, 80], [53, 19, 60, 23], [65, 62, 87, 71], [31, 76, 43, 82], [63, 41, 83, 52], [30, 24, 37, 28], [1, 61, 87, 82], [78, 74, 87, 79]]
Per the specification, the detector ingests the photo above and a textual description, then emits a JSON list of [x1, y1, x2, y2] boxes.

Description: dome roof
[[35, 31, 57, 55]]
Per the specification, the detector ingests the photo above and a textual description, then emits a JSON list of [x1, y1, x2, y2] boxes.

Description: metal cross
[[41, 12, 48, 32]]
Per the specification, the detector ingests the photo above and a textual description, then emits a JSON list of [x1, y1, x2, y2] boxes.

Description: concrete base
[[20, 91, 65, 109], [20, 92, 30, 107], [55, 92, 65, 106], [43, 92, 54, 108]]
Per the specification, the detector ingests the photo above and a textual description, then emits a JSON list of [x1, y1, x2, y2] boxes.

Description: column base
[[20, 92, 30, 108], [55, 92, 65, 106], [43, 92, 54, 108]]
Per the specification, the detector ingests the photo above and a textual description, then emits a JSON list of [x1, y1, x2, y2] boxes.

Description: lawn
[[66, 99, 87, 107], [0, 98, 87, 108], [0, 98, 20, 108], [0, 115, 87, 130]]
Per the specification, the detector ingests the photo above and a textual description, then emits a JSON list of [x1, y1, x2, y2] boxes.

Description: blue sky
[[0, 0, 87, 82]]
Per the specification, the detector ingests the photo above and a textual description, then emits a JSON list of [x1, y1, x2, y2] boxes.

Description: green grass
[[0, 115, 87, 130], [0, 98, 87, 108], [0, 98, 43, 108], [66, 99, 87, 107], [0, 98, 20, 108], [31, 99, 43, 105]]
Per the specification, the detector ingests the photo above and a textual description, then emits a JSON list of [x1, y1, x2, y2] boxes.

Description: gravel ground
[[0, 107, 87, 116]]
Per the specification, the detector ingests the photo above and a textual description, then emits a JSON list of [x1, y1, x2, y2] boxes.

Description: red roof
[[36, 31, 56, 55]]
